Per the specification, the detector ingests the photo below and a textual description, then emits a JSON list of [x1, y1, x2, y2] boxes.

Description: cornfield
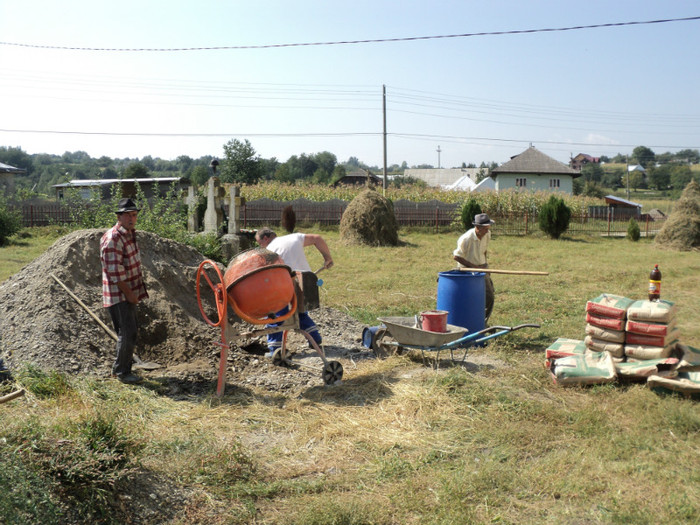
[[238, 181, 600, 215]]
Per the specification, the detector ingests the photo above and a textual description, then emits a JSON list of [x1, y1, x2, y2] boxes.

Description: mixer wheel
[[322, 361, 343, 385]]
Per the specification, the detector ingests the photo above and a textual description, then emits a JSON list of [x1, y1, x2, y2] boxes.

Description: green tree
[[221, 139, 263, 184], [0, 196, 22, 245], [602, 169, 623, 189], [581, 163, 604, 183], [647, 165, 671, 191], [675, 149, 700, 164], [538, 195, 571, 239], [670, 165, 693, 190], [632, 146, 655, 168], [627, 217, 640, 242], [460, 198, 482, 231], [582, 181, 606, 198], [123, 162, 150, 179]]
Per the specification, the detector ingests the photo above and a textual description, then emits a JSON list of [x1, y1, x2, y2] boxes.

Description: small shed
[[589, 195, 642, 220], [0, 162, 27, 195], [333, 170, 382, 187]]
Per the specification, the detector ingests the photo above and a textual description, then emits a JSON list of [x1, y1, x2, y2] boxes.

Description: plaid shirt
[[100, 224, 148, 307]]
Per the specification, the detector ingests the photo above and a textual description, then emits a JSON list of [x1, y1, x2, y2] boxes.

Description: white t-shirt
[[267, 233, 312, 272], [453, 228, 490, 267]]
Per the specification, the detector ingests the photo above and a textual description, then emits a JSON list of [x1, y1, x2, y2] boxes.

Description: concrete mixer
[[196, 248, 343, 396]]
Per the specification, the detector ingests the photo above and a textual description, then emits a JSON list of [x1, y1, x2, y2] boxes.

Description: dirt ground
[[0, 229, 504, 398]]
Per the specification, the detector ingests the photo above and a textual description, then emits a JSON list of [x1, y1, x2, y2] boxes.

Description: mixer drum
[[223, 248, 295, 322]]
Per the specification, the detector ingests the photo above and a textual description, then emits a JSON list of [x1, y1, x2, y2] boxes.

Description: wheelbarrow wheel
[[322, 361, 343, 385], [372, 328, 404, 358]]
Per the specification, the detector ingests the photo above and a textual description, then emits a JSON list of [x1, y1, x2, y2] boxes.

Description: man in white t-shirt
[[255, 228, 334, 355], [453, 213, 495, 322]]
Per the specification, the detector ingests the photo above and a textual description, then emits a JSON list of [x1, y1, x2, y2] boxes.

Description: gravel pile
[[0, 229, 372, 395]]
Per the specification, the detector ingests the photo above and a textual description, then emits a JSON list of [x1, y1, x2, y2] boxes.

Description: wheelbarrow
[[366, 316, 540, 366], [196, 248, 343, 397]]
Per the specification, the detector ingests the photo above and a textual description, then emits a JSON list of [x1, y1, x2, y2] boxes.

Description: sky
[[1, 1, 699, 169]]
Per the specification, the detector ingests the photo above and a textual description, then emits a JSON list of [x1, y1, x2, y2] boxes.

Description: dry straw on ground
[[339, 188, 399, 246], [654, 180, 700, 251]]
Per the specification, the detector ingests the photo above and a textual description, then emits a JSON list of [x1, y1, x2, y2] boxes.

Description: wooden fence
[[13, 200, 666, 237]]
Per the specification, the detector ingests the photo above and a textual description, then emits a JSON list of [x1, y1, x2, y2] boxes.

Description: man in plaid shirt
[[100, 198, 148, 384]]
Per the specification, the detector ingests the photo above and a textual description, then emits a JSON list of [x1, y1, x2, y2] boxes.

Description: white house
[[490, 146, 580, 194]]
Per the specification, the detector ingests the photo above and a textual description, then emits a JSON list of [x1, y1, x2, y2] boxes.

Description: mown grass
[[1, 225, 699, 524]]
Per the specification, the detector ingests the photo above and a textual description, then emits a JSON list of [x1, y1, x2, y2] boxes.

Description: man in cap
[[100, 198, 148, 384], [255, 227, 333, 357], [453, 213, 495, 323]]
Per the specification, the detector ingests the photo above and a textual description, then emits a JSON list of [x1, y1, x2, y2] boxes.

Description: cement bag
[[647, 371, 700, 399], [550, 351, 617, 386], [615, 357, 679, 379], [626, 299, 676, 323], [624, 342, 675, 360], [585, 294, 634, 319], [625, 318, 676, 336], [584, 335, 624, 358], [545, 338, 586, 368], [625, 328, 680, 348], [585, 323, 625, 343], [586, 312, 625, 331], [676, 343, 700, 371]]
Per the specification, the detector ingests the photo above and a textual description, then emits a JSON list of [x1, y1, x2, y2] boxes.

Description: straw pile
[[654, 180, 700, 251], [339, 188, 399, 246]]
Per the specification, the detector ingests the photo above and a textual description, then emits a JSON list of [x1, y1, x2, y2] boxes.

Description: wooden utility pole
[[382, 84, 387, 196]]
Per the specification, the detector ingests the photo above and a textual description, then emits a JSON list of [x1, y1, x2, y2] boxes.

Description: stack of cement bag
[[624, 299, 680, 359], [547, 294, 700, 396], [584, 294, 633, 361]]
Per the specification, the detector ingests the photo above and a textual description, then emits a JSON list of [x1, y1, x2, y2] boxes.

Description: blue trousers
[[266, 306, 321, 353], [108, 301, 138, 376]]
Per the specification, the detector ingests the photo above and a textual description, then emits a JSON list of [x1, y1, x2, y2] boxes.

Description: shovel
[[50, 273, 162, 370]]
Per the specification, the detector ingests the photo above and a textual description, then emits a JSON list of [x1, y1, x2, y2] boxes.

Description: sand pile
[[0, 229, 216, 376]]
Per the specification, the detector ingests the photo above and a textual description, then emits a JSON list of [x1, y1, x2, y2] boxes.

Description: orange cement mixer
[[196, 248, 343, 396]]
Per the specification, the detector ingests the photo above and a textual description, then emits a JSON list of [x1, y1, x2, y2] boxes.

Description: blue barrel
[[436, 270, 485, 336]]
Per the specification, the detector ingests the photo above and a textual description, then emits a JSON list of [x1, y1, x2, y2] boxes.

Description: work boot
[[117, 373, 143, 384]]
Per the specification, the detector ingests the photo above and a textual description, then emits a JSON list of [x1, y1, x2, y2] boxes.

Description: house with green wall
[[490, 146, 580, 194]]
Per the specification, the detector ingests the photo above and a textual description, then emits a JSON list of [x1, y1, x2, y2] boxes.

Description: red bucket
[[419, 310, 448, 332]]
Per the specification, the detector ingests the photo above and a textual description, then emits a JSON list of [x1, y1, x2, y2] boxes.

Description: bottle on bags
[[648, 264, 661, 302]]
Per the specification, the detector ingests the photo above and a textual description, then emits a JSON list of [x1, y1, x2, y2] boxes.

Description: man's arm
[[303, 234, 334, 269], [117, 280, 139, 304]]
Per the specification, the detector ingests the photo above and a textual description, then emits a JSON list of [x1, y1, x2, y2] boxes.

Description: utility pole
[[436, 145, 442, 169], [625, 155, 630, 200], [382, 85, 387, 197]]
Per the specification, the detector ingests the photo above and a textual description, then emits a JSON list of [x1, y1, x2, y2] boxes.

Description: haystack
[[654, 180, 700, 251], [340, 188, 399, 246]]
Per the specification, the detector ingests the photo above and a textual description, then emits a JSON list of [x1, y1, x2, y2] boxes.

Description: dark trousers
[[108, 301, 138, 376]]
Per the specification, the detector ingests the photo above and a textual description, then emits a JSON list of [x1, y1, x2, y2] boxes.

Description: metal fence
[[13, 199, 666, 237], [14, 203, 72, 227]]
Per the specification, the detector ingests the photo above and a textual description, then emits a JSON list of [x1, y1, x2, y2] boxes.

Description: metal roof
[[491, 147, 580, 177], [0, 162, 27, 174], [52, 177, 181, 188], [604, 195, 642, 208]]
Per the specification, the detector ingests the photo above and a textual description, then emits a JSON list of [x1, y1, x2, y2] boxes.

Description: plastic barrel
[[436, 270, 485, 337]]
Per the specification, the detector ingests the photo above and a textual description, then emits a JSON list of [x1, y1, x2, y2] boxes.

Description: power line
[[1, 127, 696, 151], [1, 16, 698, 52]]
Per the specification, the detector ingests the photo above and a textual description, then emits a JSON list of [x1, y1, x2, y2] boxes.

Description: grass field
[[1, 226, 699, 524]]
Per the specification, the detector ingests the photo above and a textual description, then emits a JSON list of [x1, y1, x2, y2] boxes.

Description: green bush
[[460, 197, 482, 231], [0, 197, 22, 246], [627, 217, 641, 241], [538, 195, 571, 239]]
